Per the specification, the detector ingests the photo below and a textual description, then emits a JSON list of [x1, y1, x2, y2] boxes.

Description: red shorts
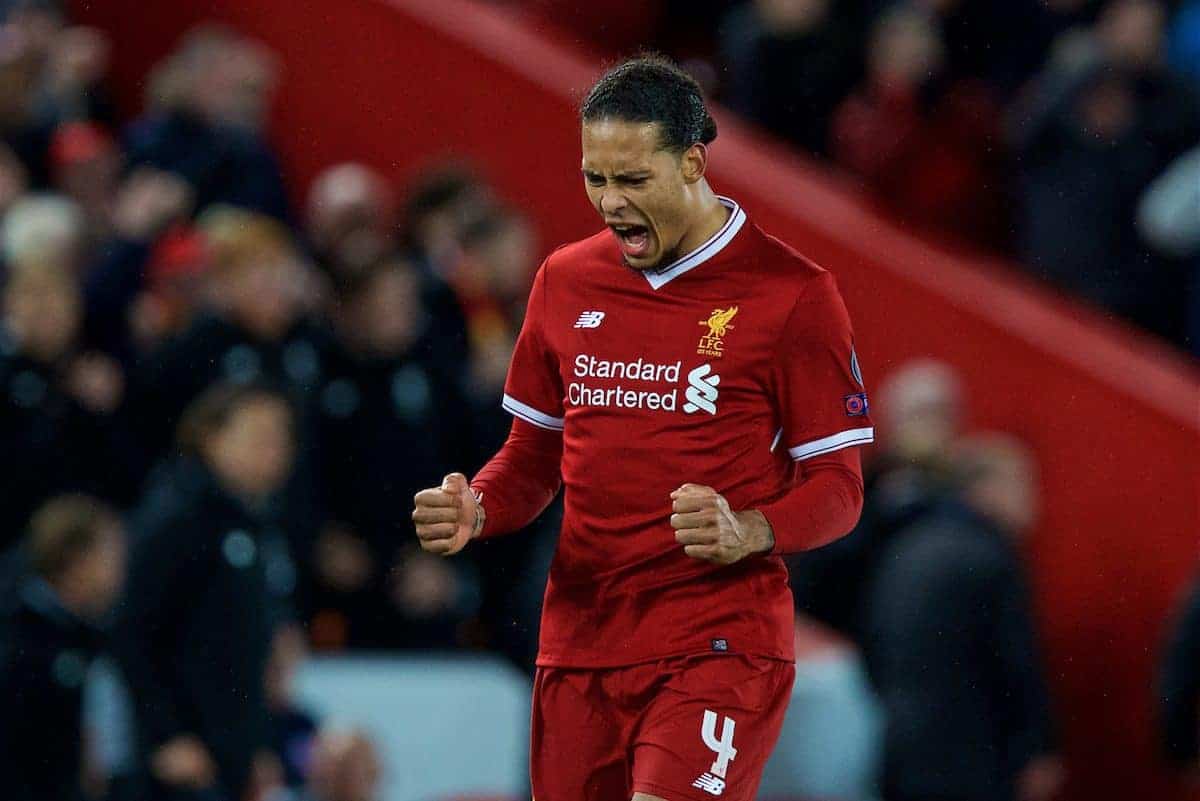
[[530, 653, 794, 801]]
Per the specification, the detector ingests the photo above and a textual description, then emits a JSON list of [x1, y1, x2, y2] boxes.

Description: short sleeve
[[502, 263, 565, 431], [773, 272, 874, 461]]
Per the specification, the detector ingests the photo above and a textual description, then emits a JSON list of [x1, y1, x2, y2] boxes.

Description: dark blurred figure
[[1010, 0, 1200, 340], [401, 164, 493, 279], [125, 26, 288, 219], [265, 624, 319, 790], [133, 208, 327, 455], [305, 162, 396, 289], [1161, 571, 1200, 788], [82, 167, 195, 362], [114, 384, 294, 801], [0, 494, 125, 801], [719, 0, 861, 156], [310, 258, 477, 649], [1170, 0, 1200, 86], [296, 727, 381, 801], [0, 260, 140, 551], [831, 5, 1008, 249], [864, 433, 1062, 801], [790, 358, 963, 641], [307, 161, 468, 368]]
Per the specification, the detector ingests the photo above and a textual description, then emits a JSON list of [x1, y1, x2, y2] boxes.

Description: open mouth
[[610, 223, 652, 260]]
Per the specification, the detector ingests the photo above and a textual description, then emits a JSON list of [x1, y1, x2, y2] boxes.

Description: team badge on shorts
[[844, 392, 869, 417]]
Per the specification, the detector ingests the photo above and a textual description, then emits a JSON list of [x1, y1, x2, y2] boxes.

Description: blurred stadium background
[[0, 0, 1197, 800]]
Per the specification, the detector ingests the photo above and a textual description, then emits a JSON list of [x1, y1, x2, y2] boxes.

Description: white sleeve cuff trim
[[502, 394, 564, 431], [787, 427, 874, 461]]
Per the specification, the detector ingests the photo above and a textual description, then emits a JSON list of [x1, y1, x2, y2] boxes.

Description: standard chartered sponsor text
[[570, 353, 682, 411]]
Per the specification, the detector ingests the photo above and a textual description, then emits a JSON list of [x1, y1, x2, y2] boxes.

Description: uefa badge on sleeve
[[844, 392, 869, 417]]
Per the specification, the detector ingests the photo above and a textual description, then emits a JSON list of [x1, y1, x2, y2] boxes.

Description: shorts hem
[[632, 779, 694, 800], [536, 649, 794, 670]]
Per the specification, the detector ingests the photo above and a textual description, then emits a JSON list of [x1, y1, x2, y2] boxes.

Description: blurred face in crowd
[[307, 164, 395, 278], [2, 264, 81, 362], [220, 246, 307, 341], [868, 7, 945, 88], [755, 0, 830, 34], [582, 119, 709, 271], [1098, 0, 1166, 70], [205, 395, 294, 498], [358, 262, 424, 357], [308, 729, 381, 801], [465, 213, 536, 306], [59, 518, 127, 622], [956, 435, 1039, 535], [878, 359, 963, 463]]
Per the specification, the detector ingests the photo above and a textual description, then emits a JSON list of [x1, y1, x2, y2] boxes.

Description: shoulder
[[540, 230, 615, 282], [749, 226, 836, 293]]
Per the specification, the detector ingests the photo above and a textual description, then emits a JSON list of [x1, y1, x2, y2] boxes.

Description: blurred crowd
[[0, 3, 555, 799], [530, 0, 1200, 354], [0, 1, 1194, 801]]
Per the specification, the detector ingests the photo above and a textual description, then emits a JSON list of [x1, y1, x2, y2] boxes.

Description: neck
[[673, 184, 729, 258]]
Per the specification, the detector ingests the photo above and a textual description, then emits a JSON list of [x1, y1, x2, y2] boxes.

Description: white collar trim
[[642, 196, 746, 290]]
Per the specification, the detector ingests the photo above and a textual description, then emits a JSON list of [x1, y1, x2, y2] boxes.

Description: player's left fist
[[669, 484, 775, 565]]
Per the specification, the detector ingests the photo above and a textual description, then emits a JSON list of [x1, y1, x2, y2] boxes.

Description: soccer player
[[411, 55, 874, 801]]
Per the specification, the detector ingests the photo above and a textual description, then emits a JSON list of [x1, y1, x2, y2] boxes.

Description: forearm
[[470, 418, 563, 538], [755, 448, 865, 554]]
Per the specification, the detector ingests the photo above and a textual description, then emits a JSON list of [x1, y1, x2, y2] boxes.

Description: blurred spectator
[[82, 167, 195, 361], [306, 162, 396, 288], [127, 26, 289, 219], [1138, 143, 1200, 355], [1010, 0, 1200, 340], [0, 260, 140, 551], [790, 358, 963, 641], [265, 624, 319, 790], [299, 727, 381, 801], [114, 383, 294, 801], [2, 191, 84, 271], [401, 164, 493, 277], [0, 494, 125, 801], [133, 208, 327, 454], [863, 433, 1061, 801], [831, 5, 1008, 248], [1160, 570, 1200, 784], [719, 0, 862, 156], [310, 258, 477, 649], [48, 120, 119, 241]]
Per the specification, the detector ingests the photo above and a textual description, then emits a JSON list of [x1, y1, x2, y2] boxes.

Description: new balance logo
[[683, 363, 720, 415], [573, 310, 605, 329], [692, 773, 726, 796]]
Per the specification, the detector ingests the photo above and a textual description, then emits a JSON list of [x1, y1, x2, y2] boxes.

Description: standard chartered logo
[[683, 364, 720, 415], [567, 353, 719, 415]]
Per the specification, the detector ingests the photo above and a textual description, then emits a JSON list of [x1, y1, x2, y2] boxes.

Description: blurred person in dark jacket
[[125, 26, 288, 220], [831, 4, 1009, 249], [1160, 571, 1200, 785], [1138, 143, 1200, 355], [719, 0, 862, 156], [1010, 0, 1200, 341], [0, 260, 140, 551], [789, 358, 963, 641], [0, 494, 125, 801], [114, 383, 295, 801], [311, 258, 477, 649], [305, 162, 468, 368], [864, 433, 1061, 801]]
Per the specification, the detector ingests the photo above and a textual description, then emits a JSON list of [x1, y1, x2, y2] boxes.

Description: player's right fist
[[411, 473, 482, 556]]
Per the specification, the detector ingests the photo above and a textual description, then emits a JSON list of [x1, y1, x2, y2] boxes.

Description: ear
[[680, 142, 707, 184]]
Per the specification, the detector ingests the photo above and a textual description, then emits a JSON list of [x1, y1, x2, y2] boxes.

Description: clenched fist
[[669, 484, 775, 565], [411, 473, 483, 556]]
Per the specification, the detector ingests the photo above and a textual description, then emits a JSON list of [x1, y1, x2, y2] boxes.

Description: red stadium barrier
[[71, 1, 1200, 799]]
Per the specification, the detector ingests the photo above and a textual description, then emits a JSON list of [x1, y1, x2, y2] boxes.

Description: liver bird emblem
[[701, 306, 738, 338]]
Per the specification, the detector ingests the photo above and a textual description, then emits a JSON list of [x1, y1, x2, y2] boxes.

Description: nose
[[599, 190, 627, 215]]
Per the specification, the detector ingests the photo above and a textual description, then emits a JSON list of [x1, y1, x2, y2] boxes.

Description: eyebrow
[[581, 169, 652, 179]]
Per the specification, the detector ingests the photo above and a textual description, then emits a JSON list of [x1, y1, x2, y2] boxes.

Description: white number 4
[[701, 709, 738, 778]]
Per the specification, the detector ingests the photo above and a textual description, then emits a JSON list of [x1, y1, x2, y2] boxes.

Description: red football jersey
[[503, 197, 874, 667]]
